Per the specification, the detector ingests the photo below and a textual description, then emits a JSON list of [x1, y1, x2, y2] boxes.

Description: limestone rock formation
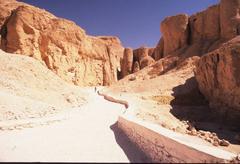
[[154, 38, 164, 60], [121, 48, 133, 78], [148, 48, 155, 58], [140, 56, 155, 69], [0, 0, 25, 48], [0, 0, 24, 28], [189, 5, 220, 43], [133, 61, 140, 73], [0, 4, 124, 86], [220, 0, 240, 40], [160, 14, 189, 57], [133, 47, 149, 63], [195, 36, 240, 125], [156, 0, 240, 59], [131, 47, 156, 71]]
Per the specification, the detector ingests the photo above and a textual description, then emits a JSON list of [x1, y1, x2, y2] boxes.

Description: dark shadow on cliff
[[110, 122, 152, 163], [169, 77, 239, 144]]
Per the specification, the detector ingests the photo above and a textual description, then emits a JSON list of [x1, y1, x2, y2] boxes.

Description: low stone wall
[[97, 91, 129, 109], [97, 90, 236, 162], [118, 114, 236, 163]]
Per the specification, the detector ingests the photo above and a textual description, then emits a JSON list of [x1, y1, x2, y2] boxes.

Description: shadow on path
[[110, 122, 152, 163]]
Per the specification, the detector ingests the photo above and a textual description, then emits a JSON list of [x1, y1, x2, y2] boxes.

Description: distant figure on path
[[94, 86, 97, 93]]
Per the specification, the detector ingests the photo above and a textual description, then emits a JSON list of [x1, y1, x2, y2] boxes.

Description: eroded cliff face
[[190, 0, 240, 125], [0, 1, 124, 86], [0, 0, 24, 48], [195, 36, 240, 125], [148, 0, 240, 126], [160, 14, 189, 57], [118, 47, 156, 79], [121, 48, 133, 78], [0, 0, 24, 28], [154, 0, 240, 60]]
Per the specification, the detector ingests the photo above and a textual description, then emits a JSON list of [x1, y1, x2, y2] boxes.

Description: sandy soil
[[0, 89, 149, 162]]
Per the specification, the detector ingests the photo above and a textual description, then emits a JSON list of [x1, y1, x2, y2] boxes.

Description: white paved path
[[0, 90, 149, 162]]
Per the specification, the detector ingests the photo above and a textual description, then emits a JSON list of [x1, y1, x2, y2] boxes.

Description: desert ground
[[0, 50, 148, 162], [0, 88, 150, 162]]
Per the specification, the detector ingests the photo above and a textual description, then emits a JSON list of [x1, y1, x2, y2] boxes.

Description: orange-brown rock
[[157, 0, 240, 58], [133, 47, 149, 63], [220, 0, 240, 40], [160, 14, 189, 57], [133, 61, 140, 73], [97, 36, 122, 45], [153, 38, 164, 60], [140, 56, 155, 69], [0, 5, 124, 86], [0, 0, 24, 29], [121, 48, 133, 78], [0, 0, 26, 48], [189, 5, 220, 43], [195, 36, 240, 126], [148, 48, 155, 58]]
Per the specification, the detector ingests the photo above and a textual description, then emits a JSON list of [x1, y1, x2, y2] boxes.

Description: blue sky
[[20, 0, 219, 48]]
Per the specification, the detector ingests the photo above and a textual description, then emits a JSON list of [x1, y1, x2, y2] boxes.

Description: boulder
[[195, 36, 240, 125], [160, 14, 189, 56], [121, 48, 133, 77], [0, 5, 124, 86]]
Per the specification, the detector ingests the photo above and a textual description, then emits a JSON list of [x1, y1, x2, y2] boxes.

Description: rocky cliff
[[119, 46, 156, 79], [154, 0, 240, 60], [0, 0, 124, 86], [195, 36, 240, 126], [153, 0, 240, 126]]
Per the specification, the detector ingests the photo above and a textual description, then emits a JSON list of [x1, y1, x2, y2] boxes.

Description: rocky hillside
[[118, 1, 240, 80], [102, 0, 240, 132], [0, 49, 87, 122], [0, 0, 124, 86]]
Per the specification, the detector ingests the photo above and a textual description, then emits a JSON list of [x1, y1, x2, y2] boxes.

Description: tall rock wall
[[189, 5, 220, 44], [195, 37, 240, 126], [153, 38, 164, 61], [121, 48, 133, 78], [156, 0, 240, 59], [220, 0, 240, 40], [192, 0, 240, 126], [0, 2, 124, 86], [160, 14, 189, 57]]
